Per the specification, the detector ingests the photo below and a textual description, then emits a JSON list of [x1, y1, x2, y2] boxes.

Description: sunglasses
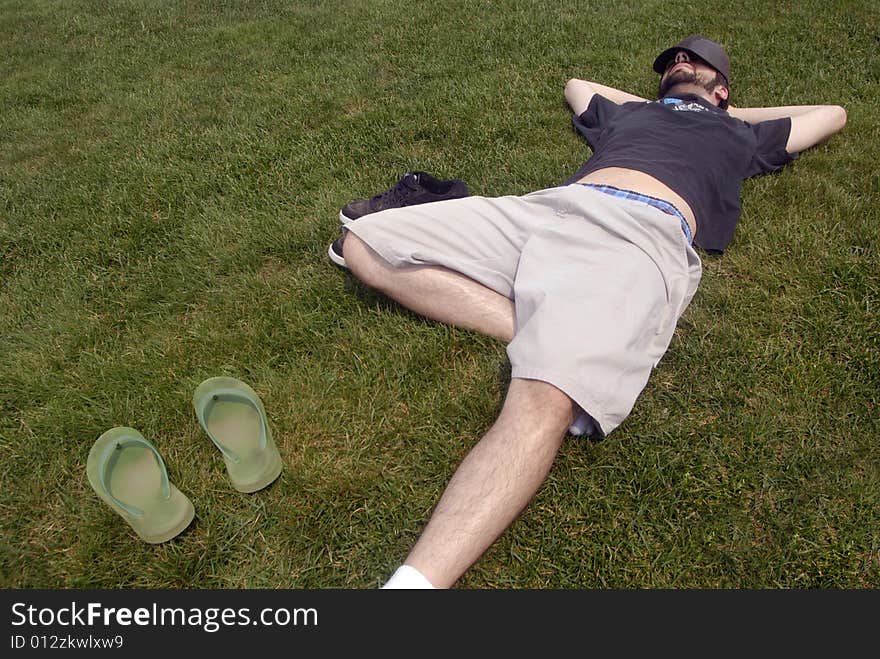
[[665, 50, 711, 71]]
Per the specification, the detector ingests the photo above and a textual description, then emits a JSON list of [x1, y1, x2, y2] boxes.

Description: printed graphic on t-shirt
[[657, 97, 710, 113]]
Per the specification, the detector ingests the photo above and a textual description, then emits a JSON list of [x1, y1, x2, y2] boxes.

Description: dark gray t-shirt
[[564, 93, 794, 253]]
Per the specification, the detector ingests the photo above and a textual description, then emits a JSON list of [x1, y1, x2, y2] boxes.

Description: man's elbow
[[564, 78, 594, 115], [787, 105, 849, 154], [829, 105, 848, 134], [564, 78, 585, 99]]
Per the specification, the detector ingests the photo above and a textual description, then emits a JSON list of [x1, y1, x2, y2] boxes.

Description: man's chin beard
[[658, 70, 714, 98], [659, 70, 694, 97]]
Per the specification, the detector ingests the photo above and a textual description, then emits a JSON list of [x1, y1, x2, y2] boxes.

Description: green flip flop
[[192, 377, 283, 493], [86, 427, 195, 544]]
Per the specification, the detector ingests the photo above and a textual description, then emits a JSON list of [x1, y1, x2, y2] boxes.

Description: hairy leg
[[404, 378, 577, 588], [344, 233, 575, 587], [343, 232, 515, 342]]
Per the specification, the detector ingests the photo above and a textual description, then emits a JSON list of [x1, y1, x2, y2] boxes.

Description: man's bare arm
[[564, 79, 647, 115], [728, 104, 847, 154]]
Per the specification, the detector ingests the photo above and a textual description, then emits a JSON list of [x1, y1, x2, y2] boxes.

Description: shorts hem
[[510, 366, 618, 437], [345, 218, 515, 298], [344, 223, 406, 269]]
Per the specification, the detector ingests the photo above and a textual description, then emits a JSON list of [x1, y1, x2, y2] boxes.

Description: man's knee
[[500, 378, 578, 436]]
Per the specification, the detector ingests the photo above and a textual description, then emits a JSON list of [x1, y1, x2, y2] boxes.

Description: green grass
[[1, 0, 877, 589]]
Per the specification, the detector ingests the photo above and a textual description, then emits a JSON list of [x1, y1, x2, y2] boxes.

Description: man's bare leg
[[344, 232, 576, 588], [405, 377, 576, 588], [343, 232, 515, 342]]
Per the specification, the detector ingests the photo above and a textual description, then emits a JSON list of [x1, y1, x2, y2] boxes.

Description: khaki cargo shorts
[[345, 184, 702, 436]]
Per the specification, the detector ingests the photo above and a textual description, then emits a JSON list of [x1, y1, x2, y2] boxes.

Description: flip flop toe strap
[[195, 389, 267, 464], [99, 436, 171, 517]]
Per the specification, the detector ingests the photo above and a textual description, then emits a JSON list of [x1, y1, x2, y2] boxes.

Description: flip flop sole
[[87, 427, 194, 543], [193, 377, 283, 493]]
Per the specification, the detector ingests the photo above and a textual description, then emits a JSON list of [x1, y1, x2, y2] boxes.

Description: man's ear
[[715, 84, 730, 105]]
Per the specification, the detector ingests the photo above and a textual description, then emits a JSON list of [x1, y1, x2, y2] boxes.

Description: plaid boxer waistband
[[577, 183, 693, 245]]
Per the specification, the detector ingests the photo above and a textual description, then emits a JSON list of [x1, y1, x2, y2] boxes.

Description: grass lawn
[[1, 0, 877, 589]]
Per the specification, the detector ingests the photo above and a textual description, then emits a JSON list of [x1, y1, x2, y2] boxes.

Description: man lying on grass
[[340, 34, 847, 588]]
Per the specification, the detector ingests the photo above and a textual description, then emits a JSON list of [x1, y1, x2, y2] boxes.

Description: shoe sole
[[339, 210, 355, 225], [328, 242, 347, 268]]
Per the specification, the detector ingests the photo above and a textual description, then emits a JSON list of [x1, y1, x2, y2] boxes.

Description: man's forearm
[[728, 104, 841, 123]]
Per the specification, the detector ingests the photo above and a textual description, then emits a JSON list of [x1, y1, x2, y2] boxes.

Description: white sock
[[381, 565, 436, 589]]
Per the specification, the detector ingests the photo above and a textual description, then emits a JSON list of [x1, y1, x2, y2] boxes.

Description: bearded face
[[657, 67, 724, 99]]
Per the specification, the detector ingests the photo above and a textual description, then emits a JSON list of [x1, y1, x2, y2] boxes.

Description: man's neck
[[664, 83, 718, 107]]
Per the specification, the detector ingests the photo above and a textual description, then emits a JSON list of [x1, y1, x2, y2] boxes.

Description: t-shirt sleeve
[[571, 94, 624, 150], [747, 117, 795, 176]]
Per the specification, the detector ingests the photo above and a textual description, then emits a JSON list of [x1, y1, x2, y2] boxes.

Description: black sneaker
[[328, 232, 346, 268], [338, 171, 470, 224]]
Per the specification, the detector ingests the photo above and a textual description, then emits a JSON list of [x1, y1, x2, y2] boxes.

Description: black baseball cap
[[653, 34, 731, 85]]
